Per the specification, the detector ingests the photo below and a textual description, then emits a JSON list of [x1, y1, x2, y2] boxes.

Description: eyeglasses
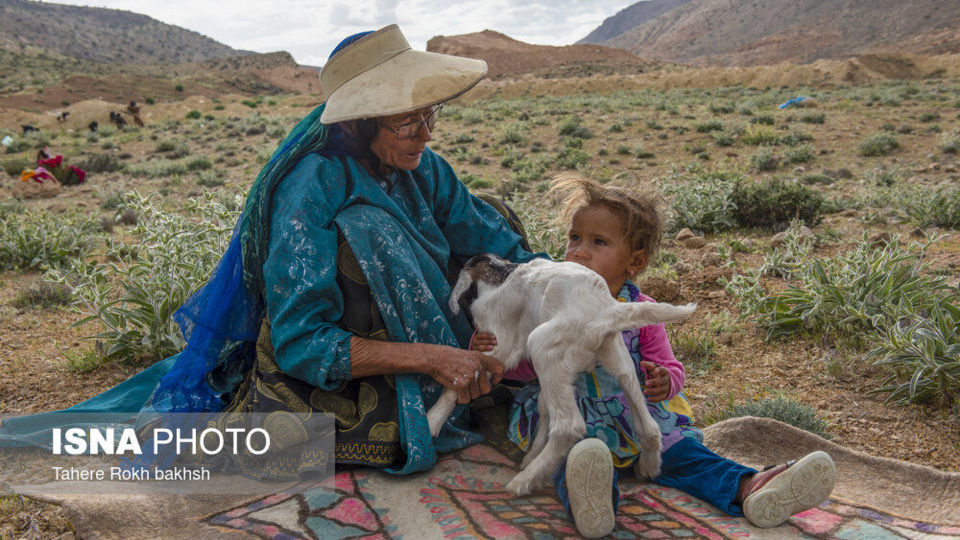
[[382, 105, 442, 140]]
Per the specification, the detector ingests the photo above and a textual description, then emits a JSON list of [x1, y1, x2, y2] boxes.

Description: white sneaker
[[742, 450, 837, 528], [566, 438, 616, 538]]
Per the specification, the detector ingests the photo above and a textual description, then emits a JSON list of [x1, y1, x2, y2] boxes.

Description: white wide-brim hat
[[320, 24, 487, 124]]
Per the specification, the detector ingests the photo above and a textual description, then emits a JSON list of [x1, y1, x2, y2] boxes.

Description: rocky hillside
[[595, 0, 960, 66], [427, 30, 656, 80], [0, 0, 244, 64], [577, 0, 690, 45]]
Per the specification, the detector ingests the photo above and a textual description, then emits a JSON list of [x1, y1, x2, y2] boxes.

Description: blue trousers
[[555, 436, 756, 518]]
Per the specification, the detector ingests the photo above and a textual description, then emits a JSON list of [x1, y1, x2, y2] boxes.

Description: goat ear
[[448, 271, 474, 314]]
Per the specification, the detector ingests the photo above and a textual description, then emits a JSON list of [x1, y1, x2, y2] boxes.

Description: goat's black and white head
[[449, 253, 518, 315]]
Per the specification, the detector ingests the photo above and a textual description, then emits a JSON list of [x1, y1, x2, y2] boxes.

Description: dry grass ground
[[1, 67, 959, 537]]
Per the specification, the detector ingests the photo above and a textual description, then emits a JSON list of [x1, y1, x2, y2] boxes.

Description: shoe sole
[[743, 450, 837, 528], [566, 438, 615, 538]]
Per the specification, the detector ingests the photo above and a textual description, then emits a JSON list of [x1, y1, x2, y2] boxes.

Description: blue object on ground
[[779, 96, 807, 109]]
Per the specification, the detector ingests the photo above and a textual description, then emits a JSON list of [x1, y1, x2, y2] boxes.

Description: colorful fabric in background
[[20, 149, 87, 185], [20, 166, 54, 183], [508, 280, 702, 468]]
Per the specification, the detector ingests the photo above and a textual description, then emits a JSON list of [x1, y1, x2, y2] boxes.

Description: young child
[[471, 174, 836, 537]]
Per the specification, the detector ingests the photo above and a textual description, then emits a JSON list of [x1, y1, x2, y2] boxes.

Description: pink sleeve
[[634, 294, 685, 400], [504, 359, 537, 382]]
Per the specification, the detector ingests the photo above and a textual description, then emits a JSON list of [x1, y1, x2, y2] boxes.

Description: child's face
[[565, 204, 647, 296]]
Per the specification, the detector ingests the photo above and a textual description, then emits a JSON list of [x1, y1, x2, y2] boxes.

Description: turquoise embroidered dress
[[248, 146, 538, 474]]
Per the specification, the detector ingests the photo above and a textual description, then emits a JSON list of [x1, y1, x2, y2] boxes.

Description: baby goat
[[427, 254, 695, 495]]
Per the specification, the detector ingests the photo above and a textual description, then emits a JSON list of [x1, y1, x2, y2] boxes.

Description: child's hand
[[640, 361, 671, 402], [470, 331, 497, 352]]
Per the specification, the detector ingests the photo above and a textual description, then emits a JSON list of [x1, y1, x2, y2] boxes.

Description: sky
[[50, 0, 639, 67]]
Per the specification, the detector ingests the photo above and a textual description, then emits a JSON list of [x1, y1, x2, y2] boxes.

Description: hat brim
[[320, 49, 487, 124]]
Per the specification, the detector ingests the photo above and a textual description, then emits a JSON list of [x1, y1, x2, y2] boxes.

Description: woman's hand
[[640, 360, 671, 402], [470, 331, 497, 352], [431, 346, 504, 404]]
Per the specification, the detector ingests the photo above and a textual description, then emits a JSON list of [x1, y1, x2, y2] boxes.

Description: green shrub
[[799, 112, 826, 124], [712, 132, 735, 146], [858, 132, 899, 156], [708, 102, 735, 114], [695, 120, 724, 133], [731, 177, 824, 229], [497, 124, 526, 145], [213, 104, 225, 111], [868, 298, 960, 410], [750, 149, 778, 171], [155, 141, 176, 153], [13, 281, 73, 309], [145, 97, 155, 105], [724, 235, 956, 346], [556, 147, 590, 169], [800, 173, 833, 185], [0, 210, 103, 271], [507, 192, 566, 260], [2, 157, 33, 177], [741, 125, 779, 145], [898, 186, 960, 229], [196, 171, 225, 187], [721, 397, 831, 439], [48, 191, 241, 362], [634, 147, 655, 159], [185, 110, 201, 119], [669, 327, 717, 375], [186, 156, 212, 171], [558, 118, 592, 139], [77, 153, 123, 173], [939, 131, 960, 154], [750, 114, 775, 126], [783, 144, 814, 164], [175, 84, 184, 92], [667, 174, 739, 233]]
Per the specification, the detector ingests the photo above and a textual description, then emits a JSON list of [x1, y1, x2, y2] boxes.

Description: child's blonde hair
[[550, 173, 663, 269]]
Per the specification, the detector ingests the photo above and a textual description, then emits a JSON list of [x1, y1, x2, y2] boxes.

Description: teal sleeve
[[419, 148, 544, 264], [262, 155, 354, 389]]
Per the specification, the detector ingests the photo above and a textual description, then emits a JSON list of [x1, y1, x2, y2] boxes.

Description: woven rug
[[34, 418, 960, 539]]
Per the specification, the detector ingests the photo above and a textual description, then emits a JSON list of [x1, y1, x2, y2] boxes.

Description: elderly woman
[[142, 25, 541, 475], [0, 25, 535, 476]]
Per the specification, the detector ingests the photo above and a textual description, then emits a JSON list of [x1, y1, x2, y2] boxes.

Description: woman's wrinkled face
[[369, 106, 436, 171]]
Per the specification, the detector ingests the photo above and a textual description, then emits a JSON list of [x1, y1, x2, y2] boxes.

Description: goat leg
[[520, 390, 550, 469], [426, 389, 458, 437], [507, 350, 584, 495]]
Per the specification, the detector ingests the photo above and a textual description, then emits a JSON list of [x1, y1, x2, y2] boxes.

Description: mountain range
[[579, 0, 960, 66]]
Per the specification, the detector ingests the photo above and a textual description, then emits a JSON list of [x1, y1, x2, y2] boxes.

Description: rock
[[717, 332, 734, 346], [11, 177, 62, 199], [945, 164, 958, 173], [770, 226, 813, 249], [635, 276, 680, 302], [676, 228, 696, 242], [835, 168, 854, 179], [840, 209, 858, 217], [673, 261, 693, 275], [910, 227, 926, 238], [700, 252, 721, 267]]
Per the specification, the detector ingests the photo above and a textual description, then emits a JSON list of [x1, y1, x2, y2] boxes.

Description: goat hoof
[[634, 454, 662, 479], [505, 474, 533, 496]]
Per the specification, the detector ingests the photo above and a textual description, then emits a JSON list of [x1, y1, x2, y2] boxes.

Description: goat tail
[[607, 301, 696, 331], [448, 271, 474, 315]]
